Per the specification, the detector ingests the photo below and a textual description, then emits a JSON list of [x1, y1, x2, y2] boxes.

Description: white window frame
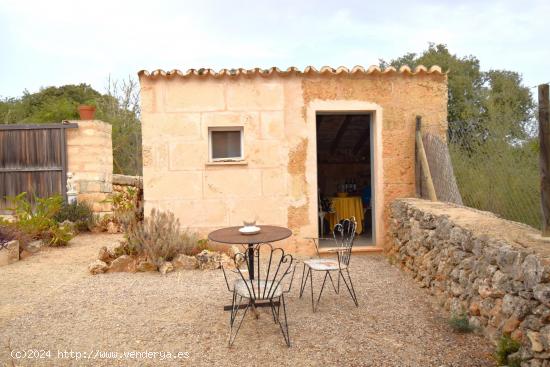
[[208, 126, 244, 162]]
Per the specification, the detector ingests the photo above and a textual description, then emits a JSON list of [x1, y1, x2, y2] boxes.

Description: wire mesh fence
[[421, 133, 463, 205], [422, 122, 540, 229]]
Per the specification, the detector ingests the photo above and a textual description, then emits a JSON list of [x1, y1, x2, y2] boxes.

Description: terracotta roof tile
[[138, 65, 444, 79]]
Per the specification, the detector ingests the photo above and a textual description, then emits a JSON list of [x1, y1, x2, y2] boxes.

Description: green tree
[[380, 43, 534, 142], [381, 43, 539, 229], [0, 80, 142, 175]]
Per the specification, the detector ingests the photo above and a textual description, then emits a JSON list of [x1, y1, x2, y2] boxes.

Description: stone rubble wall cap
[[138, 65, 445, 79]]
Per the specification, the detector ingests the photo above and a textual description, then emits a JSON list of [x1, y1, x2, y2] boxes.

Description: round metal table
[[208, 225, 292, 279]]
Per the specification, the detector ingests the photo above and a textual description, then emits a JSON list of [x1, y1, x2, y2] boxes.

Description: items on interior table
[[337, 178, 358, 195]]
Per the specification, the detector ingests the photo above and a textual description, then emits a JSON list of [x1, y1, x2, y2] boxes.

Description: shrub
[[448, 313, 474, 333], [110, 186, 143, 228], [54, 201, 94, 231], [42, 224, 74, 247], [7, 192, 63, 238], [126, 209, 200, 266], [495, 335, 521, 366], [3, 192, 74, 246]]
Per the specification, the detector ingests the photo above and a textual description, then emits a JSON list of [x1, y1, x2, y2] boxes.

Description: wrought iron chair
[[221, 243, 296, 347], [300, 217, 359, 312]]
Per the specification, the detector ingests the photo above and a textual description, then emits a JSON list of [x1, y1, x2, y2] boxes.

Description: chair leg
[[339, 269, 359, 307], [309, 267, 315, 312], [327, 271, 339, 294], [229, 295, 250, 347], [276, 294, 291, 347], [315, 271, 329, 310], [269, 299, 279, 324], [299, 263, 308, 298]]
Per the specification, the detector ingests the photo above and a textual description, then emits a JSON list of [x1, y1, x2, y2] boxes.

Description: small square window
[[209, 127, 244, 161]]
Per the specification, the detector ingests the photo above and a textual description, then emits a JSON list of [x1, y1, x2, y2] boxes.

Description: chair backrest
[[332, 217, 357, 266], [233, 243, 294, 299]]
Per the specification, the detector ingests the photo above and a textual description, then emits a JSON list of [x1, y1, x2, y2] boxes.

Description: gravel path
[[0, 233, 494, 367]]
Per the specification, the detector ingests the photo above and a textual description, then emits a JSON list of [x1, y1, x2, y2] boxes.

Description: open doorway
[[316, 113, 374, 247]]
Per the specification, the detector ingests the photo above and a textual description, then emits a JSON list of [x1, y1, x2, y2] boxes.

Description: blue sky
[[0, 0, 549, 97]]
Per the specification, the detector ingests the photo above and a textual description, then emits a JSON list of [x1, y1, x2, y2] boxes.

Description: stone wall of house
[[389, 198, 550, 366], [139, 68, 447, 252], [66, 120, 113, 214]]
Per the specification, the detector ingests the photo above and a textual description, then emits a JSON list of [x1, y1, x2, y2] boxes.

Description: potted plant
[[78, 99, 97, 120]]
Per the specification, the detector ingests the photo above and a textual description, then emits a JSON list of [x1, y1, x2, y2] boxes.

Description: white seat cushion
[[234, 279, 283, 299], [303, 258, 344, 271]]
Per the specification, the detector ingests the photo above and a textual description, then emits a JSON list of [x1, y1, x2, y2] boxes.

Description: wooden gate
[[0, 123, 78, 213]]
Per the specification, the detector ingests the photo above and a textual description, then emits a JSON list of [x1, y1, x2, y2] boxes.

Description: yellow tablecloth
[[328, 196, 364, 234]]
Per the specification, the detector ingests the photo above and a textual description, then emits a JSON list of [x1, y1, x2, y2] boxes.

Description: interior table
[[328, 196, 365, 234], [208, 225, 292, 311]]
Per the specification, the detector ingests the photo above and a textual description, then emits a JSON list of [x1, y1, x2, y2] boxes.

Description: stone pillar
[[66, 120, 113, 214]]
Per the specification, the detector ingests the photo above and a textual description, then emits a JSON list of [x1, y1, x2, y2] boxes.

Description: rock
[[533, 284, 550, 306], [479, 284, 492, 299], [136, 260, 157, 272], [469, 301, 481, 316], [107, 255, 136, 273], [492, 270, 511, 295], [229, 245, 241, 257], [88, 260, 108, 275], [468, 316, 482, 330], [98, 246, 115, 263], [106, 221, 119, 234], [502, 316, 520, 334], [527, 331, 544, 353], [19, 249, 32, 260], [172, 254, 198, 270], [511, 328, 524, 343], [26, 240, 43, 253], [219, 253, 233, 269], [496, 245, 520, 274], [196, 250, 222, 270], [159, 261, 174, 275], [540, 325, 550, 350], [450, 282, 464, 297], [523, 254, 543, 290], [521, 315, 542, 331], [0, 240, 19, 266]]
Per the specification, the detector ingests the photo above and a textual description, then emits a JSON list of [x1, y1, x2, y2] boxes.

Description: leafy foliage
[[495, 335, 521, 366], [384, 43, 539, 229], [54, 201, 94, 231], [379, 43, 535, 142], [7, 192, 63, 238], [2, 192, 74, 246], [448, 313, 474, 333], [0, 78, 142, 175]]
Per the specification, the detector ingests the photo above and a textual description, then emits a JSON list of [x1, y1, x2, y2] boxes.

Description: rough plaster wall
[[302, 73, 448, 248], [140, 72, 447, 251]]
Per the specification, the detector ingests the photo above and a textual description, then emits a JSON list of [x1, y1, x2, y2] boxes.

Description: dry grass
[[0, 233, 494, 366]]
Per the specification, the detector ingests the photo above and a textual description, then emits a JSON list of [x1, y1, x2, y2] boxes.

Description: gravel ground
[[0, 233, 494, 367]]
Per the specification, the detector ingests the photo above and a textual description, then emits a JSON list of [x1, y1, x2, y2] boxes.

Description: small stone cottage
[[138, 65, 447, 253]]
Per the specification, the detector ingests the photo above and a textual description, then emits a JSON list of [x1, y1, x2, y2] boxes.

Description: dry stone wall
[[389, 198, 550, 366]]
